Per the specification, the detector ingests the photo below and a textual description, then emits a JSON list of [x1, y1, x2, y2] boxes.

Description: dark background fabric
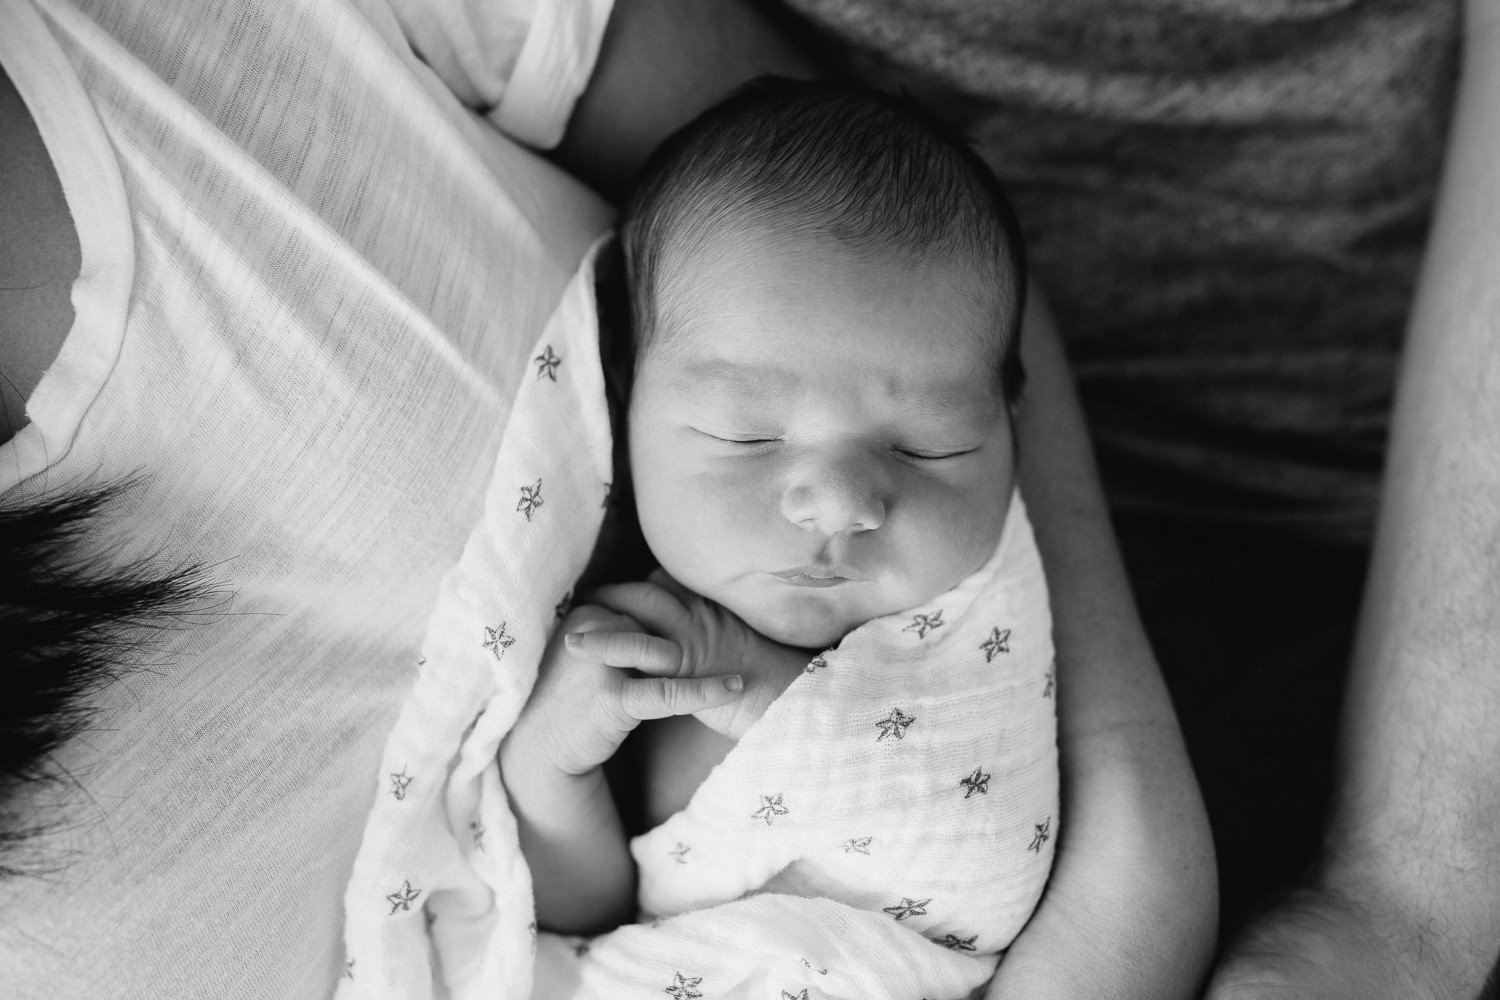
[[775, 0, 1460, 928], [1116, 513, 1366, 923]]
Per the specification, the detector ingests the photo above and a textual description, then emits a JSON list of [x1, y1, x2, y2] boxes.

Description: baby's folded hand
[[502, 605, 742, 779], [586, 571, 812, 739]]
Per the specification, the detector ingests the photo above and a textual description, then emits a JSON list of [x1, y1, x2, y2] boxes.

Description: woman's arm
[[552, 0, 818, 198], [989, 293, 1218, 999], [0, 66, 78, 445], [1208, 4, 1500, 996]]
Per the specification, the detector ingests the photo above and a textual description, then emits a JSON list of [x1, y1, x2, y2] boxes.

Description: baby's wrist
[[500, 730, 589, 796], [501, 740, 611, 823]]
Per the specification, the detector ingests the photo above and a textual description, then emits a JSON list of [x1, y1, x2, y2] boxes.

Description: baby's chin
[[732, 599, 864, 652], [724, 575, 959, 651]]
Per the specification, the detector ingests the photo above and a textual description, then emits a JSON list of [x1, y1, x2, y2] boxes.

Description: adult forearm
[[500, 744, 636, 934], [991, 295, 1217, 998], [1325, 3, 1500, 987], [554, 0, 820, 198]]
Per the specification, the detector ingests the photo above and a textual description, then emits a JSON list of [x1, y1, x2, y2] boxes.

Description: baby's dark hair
[[617, 76, 1027, 403]]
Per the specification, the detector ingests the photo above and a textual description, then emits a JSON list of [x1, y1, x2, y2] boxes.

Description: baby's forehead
[[659, 222, 1008, 315], [654, 234, 1007, 355], [639, 233, 1010, 411]]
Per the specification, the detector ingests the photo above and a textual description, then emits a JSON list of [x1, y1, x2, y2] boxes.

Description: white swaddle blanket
[[338, 243, 1058, 1000], [533, 492, 1059, 1000]]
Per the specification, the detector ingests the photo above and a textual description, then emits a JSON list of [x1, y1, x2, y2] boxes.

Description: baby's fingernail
[[564, 633, 582, 650], [722, 675, 743, 692]]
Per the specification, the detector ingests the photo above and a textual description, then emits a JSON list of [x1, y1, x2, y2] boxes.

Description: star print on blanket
[[532, 494, 1058, 1000]]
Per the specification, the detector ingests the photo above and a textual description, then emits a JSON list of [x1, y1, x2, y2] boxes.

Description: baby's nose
[[780, 455, 887, 535]]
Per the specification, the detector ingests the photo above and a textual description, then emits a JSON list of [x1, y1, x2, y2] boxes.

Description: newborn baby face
[[628, 229, 1016, 649]]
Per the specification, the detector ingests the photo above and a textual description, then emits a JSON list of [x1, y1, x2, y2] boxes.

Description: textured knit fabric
[[785, 0, 1460, 543], [528, 497, 1056, 1000], [0, 0, 613, 996]]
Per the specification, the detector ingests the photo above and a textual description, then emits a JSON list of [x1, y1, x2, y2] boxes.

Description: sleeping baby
[[500, 78, 1058, 1000]]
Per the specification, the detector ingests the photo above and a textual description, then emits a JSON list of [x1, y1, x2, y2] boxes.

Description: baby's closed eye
[[894, 444, 980, 461], [692, 428, 782, 445]]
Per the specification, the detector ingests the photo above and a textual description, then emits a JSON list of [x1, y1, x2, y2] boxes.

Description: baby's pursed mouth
[[771, 565, 860, 586]]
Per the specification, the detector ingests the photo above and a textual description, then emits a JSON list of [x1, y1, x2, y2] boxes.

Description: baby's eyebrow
[[672, 360, 800, 398], [901, 383, 1002, 425]]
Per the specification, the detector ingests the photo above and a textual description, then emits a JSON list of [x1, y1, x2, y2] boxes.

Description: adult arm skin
[[0, 67, 79, 445], [553, 0, 819, 198], [988, 294, 1218, 999], [1208, 5, 1500, 997], [557, 3, 1219, 997]]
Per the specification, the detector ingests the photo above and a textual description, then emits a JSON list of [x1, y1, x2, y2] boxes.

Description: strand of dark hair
[[0, 478, 222, 878]]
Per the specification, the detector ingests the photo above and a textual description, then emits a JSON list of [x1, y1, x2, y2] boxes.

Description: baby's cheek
[[900, 480, 1007, 593], [693, 462, 771, 519], [637, 463, 771, 583]]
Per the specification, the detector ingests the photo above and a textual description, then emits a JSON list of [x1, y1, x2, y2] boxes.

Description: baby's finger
[[561, 606, 639, 635], [616, 674, 743, 722], [564, 630, 683, 674], [587, 581, 694, 639], [646, 569, 696, 604]]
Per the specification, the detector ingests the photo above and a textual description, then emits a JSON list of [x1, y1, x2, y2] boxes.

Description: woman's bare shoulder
[[0, 66, 81, 447]]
